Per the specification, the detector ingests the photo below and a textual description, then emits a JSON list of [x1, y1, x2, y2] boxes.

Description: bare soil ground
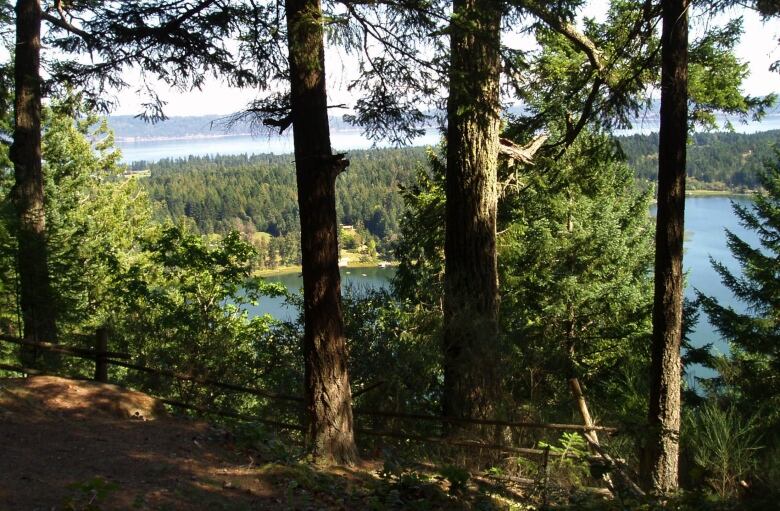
[[0, 376, 386, 510], [0, 376, 512, 511]]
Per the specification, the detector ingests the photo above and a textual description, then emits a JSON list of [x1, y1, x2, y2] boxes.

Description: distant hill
[[617, 129, 780, 190], [108, 114, 372, 141], [107, 115, 250, 141], [109, 101, 780, 142]]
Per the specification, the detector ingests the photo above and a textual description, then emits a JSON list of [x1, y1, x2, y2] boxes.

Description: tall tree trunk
[[10, 0, 57, 358], [643, 0, 689, 494], [443, 0, 502, 423], [286, 0, 357, 465]]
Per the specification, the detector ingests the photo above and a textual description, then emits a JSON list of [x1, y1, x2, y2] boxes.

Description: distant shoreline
[[114, 128, 385, 144], [256, 261, 397, 278], [685, 189, 756, 197], [115, 132, 253, 143]]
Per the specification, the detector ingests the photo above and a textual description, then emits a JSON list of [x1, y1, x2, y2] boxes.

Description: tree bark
[[10, 0, 58, 359], [643, 0, 688, 494], [285, 0, 357, 465], [443, 0, 502, 423]]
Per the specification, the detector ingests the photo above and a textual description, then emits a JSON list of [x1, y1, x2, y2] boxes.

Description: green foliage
[[499, 131, 654, 420], [136, 147, 425, 264], [512, 0, 658, 142], [41, 103, 154, 337], [114, 226, 285, 408], [684, 403, 761, 499], [687, 17, 776, 130], [538, 432, 591, 487], [693, 151, 780, 501], [697, 151, 780, 427], [391, 129, 654, 471], [617, 130, 780, 190], [392, 148, 446, 310], [297, 285, 442, 417], [0, 102, 292, 417], [108, 130, 780, 279]]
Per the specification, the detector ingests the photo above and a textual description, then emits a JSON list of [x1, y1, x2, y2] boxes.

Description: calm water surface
[[248, 267, 394, 322], [682, 197, 758, 382], [118, 113, 780, 164], [117, 130, 441, 163]]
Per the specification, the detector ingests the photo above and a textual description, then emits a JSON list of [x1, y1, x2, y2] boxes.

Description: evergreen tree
[[644, 0, 689, 494], [442, 0, 503, 424], [10, 0, 58, 355], [40, 101, 154, 337], [499, 131, 654, 422], [698, 153, 780, 428], [284, 0, 357, 464], [642, 2, 774, 493]]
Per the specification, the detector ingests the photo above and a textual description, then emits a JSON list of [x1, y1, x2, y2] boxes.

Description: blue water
[[117, 130, 441, 163], [682, 197, 758, 384], [118, 135, 759, 382], [250, 267, 394, 321], [118, 112, 780, 164]]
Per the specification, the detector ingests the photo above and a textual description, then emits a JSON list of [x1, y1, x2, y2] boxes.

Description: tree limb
[[498, 133, 548, 164], [262, 115, 293, 133], [522, 2, 606, 77]]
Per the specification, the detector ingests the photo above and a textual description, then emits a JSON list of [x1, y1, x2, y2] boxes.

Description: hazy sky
[[111, 2, 780, 117]]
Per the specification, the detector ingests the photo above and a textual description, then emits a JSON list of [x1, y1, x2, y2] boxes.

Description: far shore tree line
[[1, 0, 779, 499], [120, 129, 779, 271]]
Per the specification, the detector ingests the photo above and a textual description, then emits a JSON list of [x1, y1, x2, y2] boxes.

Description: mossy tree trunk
[[10, 0, 58, 357], [285, 0, 358, 465], [443, 0, 502, 423], [644, 0, 689, 494]]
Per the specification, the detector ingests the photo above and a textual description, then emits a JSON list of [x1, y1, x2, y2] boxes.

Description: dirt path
[[0, 376, 521, 510], [0, 376, 294, 510]]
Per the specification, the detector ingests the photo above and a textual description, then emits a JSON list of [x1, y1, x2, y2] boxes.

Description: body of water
[[117, 112, 780, 164], [247, 266, 394, 321], [119, 134, 760, 382], [682, 196, 758, 382], [253, 196, 755, 383], [117, 130, 441, 163]]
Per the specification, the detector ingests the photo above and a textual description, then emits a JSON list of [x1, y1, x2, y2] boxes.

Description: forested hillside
[[135, 130, 779, 260], [136, 147, 426, 262], [619, 129, 780, 189]]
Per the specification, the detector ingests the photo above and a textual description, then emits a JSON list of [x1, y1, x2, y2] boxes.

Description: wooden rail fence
[[0, 332, 619, 461]]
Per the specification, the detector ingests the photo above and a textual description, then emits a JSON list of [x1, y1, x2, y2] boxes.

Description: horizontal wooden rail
[[1, 362, 608, 461], [156, 397, 304, 431], [0, 335, 130, 360], [354, 408, 618, 433], [105, 358, 304, 403], [352, 380, 385, 399], [0, 362, 46, 376], [0, 335, 618, 437], [355, 428, 589, 459]]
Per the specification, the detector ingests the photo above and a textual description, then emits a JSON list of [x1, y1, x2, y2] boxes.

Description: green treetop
[[698, 151, 780, 428]]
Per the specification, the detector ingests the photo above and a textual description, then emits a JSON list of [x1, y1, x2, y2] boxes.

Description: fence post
[[94, 327, 109, 383], [541, 444, 550, 507]]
